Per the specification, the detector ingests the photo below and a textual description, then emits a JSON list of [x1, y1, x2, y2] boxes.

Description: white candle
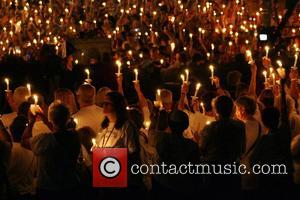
[[171, 42, 175, 52], [263, 70, 267, 83], [85, 69, 90, 80], [33, 94, 38, 105], [134, 69, 138, 81], [144, 121, 151, 130], [294, 53, 299, 69], [193, 83, 201, 98], [157, 89, 161, 101], [4, 78, 9, 91], [246, 50, 253, 62], [74, 118, 78, 125], [209, 65, 214, 85], [185, 69, 189, 83], [265, 46, 270, 58], [116, 60, 122, 75], [27, 84, 31, 96], [180, 74, 185, 84], [200, 102, 205, 113], [277, 60, 283, 68]]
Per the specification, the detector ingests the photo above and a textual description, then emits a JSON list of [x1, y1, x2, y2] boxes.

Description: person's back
[[201, 118, 245, 163]]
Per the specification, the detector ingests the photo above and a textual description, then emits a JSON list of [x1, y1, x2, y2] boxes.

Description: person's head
[[96, 87, 112, 108], [54, 88, 77, 114], [235, 96, 257, 121], [235, 83, 249, 99], [10, 115, 28, 143], [48, 104, 71, 130], [160, 89, 173, 112], [227, 70, 242, 87], [214, 95, 234, 119], [168, 110, 189, 135], [76, 84, 96, 108], [262, 107, 280, 131], [77, 126, 97, 153], [17, 101, 31, 118], [101, 91, 128, 129], [11, 86, 30, 111], [258, 89, 274, 108]]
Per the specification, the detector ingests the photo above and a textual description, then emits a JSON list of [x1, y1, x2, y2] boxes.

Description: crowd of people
[[0, 0, 300, 200]]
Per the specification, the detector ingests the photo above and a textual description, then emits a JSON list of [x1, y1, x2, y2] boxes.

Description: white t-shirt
[[72, 105, 104, 133], [32, 121, 52, 137], [7, 143, 36, 195]]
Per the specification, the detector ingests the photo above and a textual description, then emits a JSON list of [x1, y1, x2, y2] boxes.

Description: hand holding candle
[[246, 50, 254, 64], [85, 68, 90, 80], [293, 53, 299, 69], [116, 60, 122, 76]]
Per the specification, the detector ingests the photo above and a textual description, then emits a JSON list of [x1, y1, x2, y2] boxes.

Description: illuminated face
[[235, 105, 245, 120]]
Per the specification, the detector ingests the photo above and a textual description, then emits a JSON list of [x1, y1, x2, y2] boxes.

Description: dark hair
[[17, 101, 31, 118], [49, 104, 70, 129], [227, 71, 242, 86], [215, 95, 234, 118], [236, 96, 257, 116], [168, 110, 189, 135], [150, 109, 169, 131], [128, 107, 144, 130], [259, 89, 274, 108], [101, 92, 128, 129], [77, 127, 97, 153], [10, 116, 28, 143], [262, 107, 280, 130]]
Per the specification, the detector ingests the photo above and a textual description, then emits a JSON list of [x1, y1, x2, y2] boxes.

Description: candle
[[193, 83, 201, 98], [134, 69, 138, 81], [294, 53, 299, 69], [27, 84, 31, 96], [180, 74, 185, 84], [263, 70, 267, 83], [144, 121, 151, 130], [85, 69, 90, 80], [171, 42, 175, 52], [33, 94, 38, 105], [276, 60, 283, 68], [271, 73, 276, 86], [185, 69, 189, 83], [116, 60, 122, 75], [91, 138, 97, 151], [157, 89, 161, 100], [209, 65, 214, 85], [246, 50, 253, 62], [4, 78, 9, 91], [200, 102, 205, 114], [74, 118, 78, 125], [265, 46, 270, 58], [160, 59, 164, 65]]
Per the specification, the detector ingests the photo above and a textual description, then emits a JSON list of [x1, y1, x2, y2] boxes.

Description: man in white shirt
[[2, 86, 30, 130], [73, 84, 104, 133]]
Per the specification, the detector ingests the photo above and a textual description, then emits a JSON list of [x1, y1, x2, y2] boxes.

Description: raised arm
[[289, 68, 299, 100], [133, 81, 148, 110], [247, 62, 257, 98], [178, 82, 188, 111]]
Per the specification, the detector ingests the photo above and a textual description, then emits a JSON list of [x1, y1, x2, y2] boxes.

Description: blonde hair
[[54, 88, 78, 114], [13, 86, 30, 109], [161, 89, 173, 104], [77, 84, 96, 106], [96, 87, 111, 107]]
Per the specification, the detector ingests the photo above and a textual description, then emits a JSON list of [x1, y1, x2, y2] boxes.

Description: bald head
[[77, 84, 96, 108]]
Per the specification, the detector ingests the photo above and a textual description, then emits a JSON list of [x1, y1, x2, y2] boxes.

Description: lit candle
[[265, 46, 270, 58], [185, 69, 189, 83], [209, 65, 214, 85], [193, 83, 201, 98], [91, 138, 97, 151], [74, 118, 78, 125], [200, 102, 205, 114], [160, 59, 164, 65], [27, 84, 31, 96], [157, 89, 161, 101], [294, 53, 299, 69], [180, 74, 185, 84], [134, 69, 138, 81], [4, 78, 10, 91], [116, 60, 122, 75], [33, 94, 38, 105], [271, 73, 276, 86], [144, 121, 151, 130], [171, 42, 175, 52], [85, 69, 90, 80], [263, 70, 267, 83], [277, 60, 283, 68], [246, 50, 253, 62]]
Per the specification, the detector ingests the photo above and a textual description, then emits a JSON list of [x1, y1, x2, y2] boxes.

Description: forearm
[[178, 93, 186, 110], [290, 79, 299, 100], [248, 70, 257, 97], [136, 90, 148, 109]]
